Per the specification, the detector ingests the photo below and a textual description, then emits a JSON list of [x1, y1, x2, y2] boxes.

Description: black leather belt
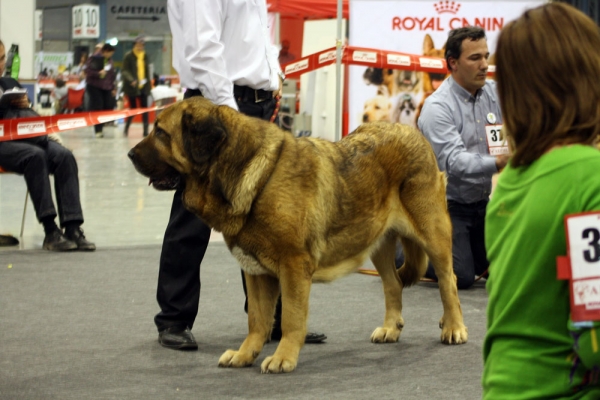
[[184, 88, 203, 99], [184, 86, 272, 103], [233, 85, 272, 103]]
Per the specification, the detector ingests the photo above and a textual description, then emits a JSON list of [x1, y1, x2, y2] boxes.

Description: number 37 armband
[[557, 211, 600, 322]]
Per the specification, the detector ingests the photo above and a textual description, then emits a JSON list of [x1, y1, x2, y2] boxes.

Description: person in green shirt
[[483, 3, 600, 399]]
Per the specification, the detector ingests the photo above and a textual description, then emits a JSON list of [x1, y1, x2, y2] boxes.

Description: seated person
[[51, 77, 68, 114], [0, 39, 95, 251]]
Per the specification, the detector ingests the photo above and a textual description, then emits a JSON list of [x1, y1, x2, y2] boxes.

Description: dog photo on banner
[[348, 0, 545, 132]]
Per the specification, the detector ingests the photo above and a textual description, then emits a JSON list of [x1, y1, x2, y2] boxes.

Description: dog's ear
[[364, 67, 383, 85], [363, 67, 375, 83], [181, 107, 227, 165], [423, 34, 434, 54]]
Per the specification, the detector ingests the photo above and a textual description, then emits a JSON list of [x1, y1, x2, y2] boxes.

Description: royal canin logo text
[[392, 1, 504, 32]]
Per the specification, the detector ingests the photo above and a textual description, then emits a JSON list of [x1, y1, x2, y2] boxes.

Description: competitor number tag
[[557, 211, 600, 322], [485, 124, 508, 156]]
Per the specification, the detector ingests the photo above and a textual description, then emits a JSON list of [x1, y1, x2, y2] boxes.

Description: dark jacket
[[0, 77, 37, 119], [121, 50, 151, 97], [0, 77, 47, 146], [85, 54, 116, 91]]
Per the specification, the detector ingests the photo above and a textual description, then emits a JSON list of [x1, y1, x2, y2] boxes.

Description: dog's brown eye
[[155, 128, 170, 141]]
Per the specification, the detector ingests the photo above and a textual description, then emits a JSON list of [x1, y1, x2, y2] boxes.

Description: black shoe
[[158, 326, 198, 350], [271, 330, 327, 344], [65, 227, 96, 251], [0, 234, 19, 246], [305, 332, 327, 343], [43, 230, 77, 252]]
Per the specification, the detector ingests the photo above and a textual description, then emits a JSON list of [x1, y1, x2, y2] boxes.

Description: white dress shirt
[[167, 0, 281, 110]]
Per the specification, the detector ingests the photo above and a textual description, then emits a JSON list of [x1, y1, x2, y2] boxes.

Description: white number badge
[[485, 124, 508, 156], [557, 211, 600, 322]]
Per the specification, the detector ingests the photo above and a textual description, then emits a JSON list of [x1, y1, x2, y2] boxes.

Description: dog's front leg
[[261, 260, 312, 374], [218, 272, 279, 368]]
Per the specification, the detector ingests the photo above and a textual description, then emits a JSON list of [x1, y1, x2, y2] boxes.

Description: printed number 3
[[583, 228, 600, 262], [491, 129, 501, 142]]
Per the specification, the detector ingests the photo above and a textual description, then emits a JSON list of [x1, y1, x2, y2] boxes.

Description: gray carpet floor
[[0, 243, 488, 400]]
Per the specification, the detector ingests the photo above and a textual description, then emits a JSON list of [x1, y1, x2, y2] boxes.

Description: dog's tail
[[396, 237, 428, 288]]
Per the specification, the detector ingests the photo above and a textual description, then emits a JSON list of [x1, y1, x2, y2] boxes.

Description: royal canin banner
[[348, 0, 544, 132]]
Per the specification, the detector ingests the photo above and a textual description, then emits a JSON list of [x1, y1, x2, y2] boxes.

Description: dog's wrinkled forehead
[[158, 96, 216, 121], [158, 97, 215, 128]]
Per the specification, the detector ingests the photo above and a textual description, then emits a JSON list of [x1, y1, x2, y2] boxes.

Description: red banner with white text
[[0, 107, 160, 142]]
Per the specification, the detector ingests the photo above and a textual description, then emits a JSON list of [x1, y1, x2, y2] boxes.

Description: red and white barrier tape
[[282, 45, 496, 79], [0, 106, 164, 142]]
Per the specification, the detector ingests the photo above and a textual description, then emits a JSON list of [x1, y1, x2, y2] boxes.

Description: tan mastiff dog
[[128, 97, 467, 374]]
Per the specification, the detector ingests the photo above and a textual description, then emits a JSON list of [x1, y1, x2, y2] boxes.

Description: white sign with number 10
[[72, 5, 99, 39]]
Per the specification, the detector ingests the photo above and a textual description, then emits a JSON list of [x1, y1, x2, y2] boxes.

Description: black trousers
[[86, 85, 114, 133], [125, 94, 149, 135], [0, 137, 83, 225], [154, 89, 278, 331]]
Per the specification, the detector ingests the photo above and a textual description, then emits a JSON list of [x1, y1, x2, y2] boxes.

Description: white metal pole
[[335, 0, 343, 141]]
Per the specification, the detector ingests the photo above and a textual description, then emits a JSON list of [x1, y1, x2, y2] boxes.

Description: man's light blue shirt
[[418, 76, 501, 204]]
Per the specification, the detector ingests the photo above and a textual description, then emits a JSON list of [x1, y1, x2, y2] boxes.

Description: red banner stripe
[[282, 45, 496, 79], [0, 106, 164, 142]]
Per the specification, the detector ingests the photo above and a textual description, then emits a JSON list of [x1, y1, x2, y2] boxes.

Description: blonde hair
[[495, 3, 600, 167]]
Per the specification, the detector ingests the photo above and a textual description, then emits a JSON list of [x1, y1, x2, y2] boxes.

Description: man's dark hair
[[445, 27, 486, 71], [101, 43, 115, 53]]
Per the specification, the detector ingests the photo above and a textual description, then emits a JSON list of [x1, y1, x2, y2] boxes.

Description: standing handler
[[155, 0, 326, 350]]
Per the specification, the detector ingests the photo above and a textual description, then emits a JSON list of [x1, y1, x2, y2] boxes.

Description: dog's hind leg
[[370, 232, 405, 343], [417, 202, 468, 345], [424, 227, 468, 344], [218, 273, 279, 369], [400, 172, 467, 344], [261, 255, 313, 374]]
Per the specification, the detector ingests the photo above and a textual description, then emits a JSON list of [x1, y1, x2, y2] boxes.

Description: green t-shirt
[[483, 145, 600, 399]]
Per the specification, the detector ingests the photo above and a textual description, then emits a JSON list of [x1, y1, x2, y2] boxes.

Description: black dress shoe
[[158, 326, 198, 350], [43, 230, 77, 252], [65, 227, 96, 251], [271, 329, 327, 344], [0, 234, 18, 246], [305, 332, 327, 343]]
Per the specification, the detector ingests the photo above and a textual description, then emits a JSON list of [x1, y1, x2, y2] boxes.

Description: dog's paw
[[370, 327, 401, 343], [218, 349, 255, 368], [439, 320, 468, 345], [261, 355, 297, 374]]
